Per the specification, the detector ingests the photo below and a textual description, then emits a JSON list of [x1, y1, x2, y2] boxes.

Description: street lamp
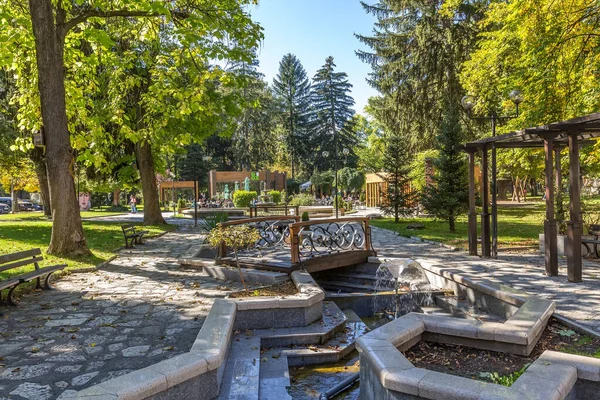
[[322, 147, 349, 218], [461, 90, 523, 258]]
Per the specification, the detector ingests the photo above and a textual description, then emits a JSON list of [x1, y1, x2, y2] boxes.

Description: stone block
[[304, 302, 323, 325], [476, 322, 502, 341], [273, 308, 305, 328], [149, 352, 208, 388], [384, 367, 429, 397], [361, 343, 413, 382], [417, 370, 487, 400], [477, 385, 520, 400], [234, 309, 274, 330], [149, 369, 218, 400], [493, 323, 528, 345], [96, 367, 167, 400], [421, 315, 478, 338], [511, 373, 562, 400], [525, 361, 577, 398], [235, 298, 279, 311], [59, 385, 118, 399], [540, 350, 600, 381]]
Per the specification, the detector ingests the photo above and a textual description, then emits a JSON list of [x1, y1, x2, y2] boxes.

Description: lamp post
[[461, 90, 524, 259], [322, 147, 350, 218]]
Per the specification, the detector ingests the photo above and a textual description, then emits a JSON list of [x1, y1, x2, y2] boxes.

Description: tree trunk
[[30, 147, 52, 216], [497, 180, 509, 201], [135, 141, 166, 225], [29, 0, 89, 255], [449, 216, 455, 232], [113, 188, 120, 206], [11, 179, 19, 213]]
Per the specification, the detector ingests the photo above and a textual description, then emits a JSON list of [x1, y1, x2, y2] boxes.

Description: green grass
[[0, 219, 174, 281], [372, 197, 600, 250]]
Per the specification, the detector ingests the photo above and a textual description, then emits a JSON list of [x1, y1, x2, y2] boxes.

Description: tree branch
[[60, 9, 162, 36]]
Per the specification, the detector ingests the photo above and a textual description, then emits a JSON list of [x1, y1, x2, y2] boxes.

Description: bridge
[[216, 216, 376, 273]]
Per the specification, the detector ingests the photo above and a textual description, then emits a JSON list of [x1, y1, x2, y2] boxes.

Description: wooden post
[[290, 224, 300, 264], [543, 135, 558, 276], [481, 145, 491, 257], [467, 149, 478, 256], [567, 133, 582, 282], [364, 218, 371, 252]]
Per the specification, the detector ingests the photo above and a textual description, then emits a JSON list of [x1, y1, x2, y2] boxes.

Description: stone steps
[[316, 279, 376, 293], [435, 295, 505, 322], [217, 335, 261, 400], [258, 350, 292, 400]]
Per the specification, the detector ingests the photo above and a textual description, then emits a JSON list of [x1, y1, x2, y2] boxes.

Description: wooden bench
[[0, 249, 66, 306], [121, 224, 149, 248], [582, 238, 600, 258]]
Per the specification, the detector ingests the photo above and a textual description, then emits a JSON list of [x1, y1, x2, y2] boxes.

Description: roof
[[463, 112, 600, 149]]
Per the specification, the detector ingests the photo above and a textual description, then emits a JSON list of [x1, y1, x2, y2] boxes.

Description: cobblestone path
[[0, 231, 239, 400]]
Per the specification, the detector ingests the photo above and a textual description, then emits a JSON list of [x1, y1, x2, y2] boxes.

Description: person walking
[[130, 195, 138, 213]]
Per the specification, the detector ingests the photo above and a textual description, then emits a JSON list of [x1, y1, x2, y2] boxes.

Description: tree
[[338, 167, 365, 193], [421, 105, 469, 232], [380, 131, 413, 223], [354, 113, 385, 173], [1, 0, 261, 255], [310, 57, 357, 172], [356, 0, 488, 151], [273, 54, 312, 178]]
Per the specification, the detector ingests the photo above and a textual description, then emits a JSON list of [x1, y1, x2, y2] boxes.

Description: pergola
[[463, 112, 600, 283]]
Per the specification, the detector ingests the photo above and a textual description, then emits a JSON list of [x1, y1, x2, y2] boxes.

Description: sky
[[249, 0, 379, 114]]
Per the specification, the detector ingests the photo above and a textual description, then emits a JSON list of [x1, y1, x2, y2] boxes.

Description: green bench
[[0, 249, 66, 306], [121, 224, 149, 248]]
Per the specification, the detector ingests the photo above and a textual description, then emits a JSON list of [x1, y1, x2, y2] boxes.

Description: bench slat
[[0, 256, 44, 273], [0, 278, 20, 291], [17, 264, 67, 282], [0, 249, 42, 265]]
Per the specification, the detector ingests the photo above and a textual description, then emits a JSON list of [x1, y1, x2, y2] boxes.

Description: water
[[373, 259, 434, 318], [288, 356, 360, 399]]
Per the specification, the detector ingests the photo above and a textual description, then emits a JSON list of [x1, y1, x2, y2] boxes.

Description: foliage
[[310, 56, 358, 171], [273, 54, 313, 178], [421, 105, 469, 232], [287, 179, 301, 194], [177, 198, 188, 210], [268, 190, 282, 204], [357, 0, 487, 151], [381, 131, 414, 223], [479, 364, 530, 387], [354, 114, 386, 173], [107, 205, 129, 212], [233, 190, 258, 208], [206, 225, 260, 291], [310, 170, 334, 195], [301, 211, 310, 222], [338, 167, 365, 192], [289, 194, 315, 207], [198, 212, 229, 232], [408, 150, 439, 192]]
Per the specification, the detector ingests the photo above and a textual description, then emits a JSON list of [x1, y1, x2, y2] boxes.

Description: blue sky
[[249, 0, 378, 114]]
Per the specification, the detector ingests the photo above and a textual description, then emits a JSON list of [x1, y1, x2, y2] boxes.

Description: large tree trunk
[[113, 188, 120, 206], [29, 0, 89, 255], [30, 147, 52, 216], [11, 179, 19, 213], [497, 179, 509, 201], [135, 142, 166, 225]]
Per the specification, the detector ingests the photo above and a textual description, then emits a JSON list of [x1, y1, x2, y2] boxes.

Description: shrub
[[289, 193, 315, 206], [177, 198, 188, 210], [360, 192, 366, 202], [301, 211, 310, 222], [269, 190, 282, 204], [107, 204, 129, 212], [233, 190, 258, 208], [287, 179, 301, 194], [198, 212, 229, 232]]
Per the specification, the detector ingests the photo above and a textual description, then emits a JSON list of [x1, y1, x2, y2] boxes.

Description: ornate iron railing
[[289, 217, 373, 263], [218, 216, 300, 257]]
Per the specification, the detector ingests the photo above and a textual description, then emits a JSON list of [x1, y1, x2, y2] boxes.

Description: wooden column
[[467, 148, 478, 256], [290, 224, 300, 264], [543, 135, 558, 276], [567, 133, 583, 282], [481, 145, 491, 257]]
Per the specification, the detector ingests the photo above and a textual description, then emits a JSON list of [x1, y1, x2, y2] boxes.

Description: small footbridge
[[216, 216, 376, 273]]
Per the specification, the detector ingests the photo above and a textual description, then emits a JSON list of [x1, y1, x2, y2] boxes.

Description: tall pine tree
[[381, 131, 413, 223], [421, 104, 469, 232], [310, 56, 357, 172], [272, 54, 312, 179]]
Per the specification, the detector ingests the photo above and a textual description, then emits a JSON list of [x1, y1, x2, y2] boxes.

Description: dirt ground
[[404, 318, 600, 384]]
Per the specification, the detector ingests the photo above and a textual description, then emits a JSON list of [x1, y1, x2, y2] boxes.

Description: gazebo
[[463, 112, 600, 283]]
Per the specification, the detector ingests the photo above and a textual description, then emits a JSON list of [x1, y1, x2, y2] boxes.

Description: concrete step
[[259, 350, 292, 400], [421, 305, 454, 318], [317, 280, 376, 293], [285, 309, 369, 367], [316, 271, 379, 285], [217, 335, 261, 400]]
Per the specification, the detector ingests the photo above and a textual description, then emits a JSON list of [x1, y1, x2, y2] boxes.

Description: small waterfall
[[373, 259, 433, 318]]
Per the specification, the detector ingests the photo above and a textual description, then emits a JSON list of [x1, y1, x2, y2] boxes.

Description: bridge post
[[290, 224, 300, 264], [364, 218, 371, 252]]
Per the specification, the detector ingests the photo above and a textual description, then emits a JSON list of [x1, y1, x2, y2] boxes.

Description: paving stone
[[55, 381, 69, 389], [71, 371, 99, 387], [56, 390, 78, 400], [55, 365, 82, 373], [0, 363, 55, 380], [9, 382, 53, 400], [108, 343, 125, 352]]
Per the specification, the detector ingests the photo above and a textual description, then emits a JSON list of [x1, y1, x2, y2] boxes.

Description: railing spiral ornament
[[297, 220, 367, 259]]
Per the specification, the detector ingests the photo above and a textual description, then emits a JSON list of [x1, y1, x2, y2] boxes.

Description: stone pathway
[[83, 211, 194, 226], [0, 230, 241, 400], [371, 226, 600, 334]]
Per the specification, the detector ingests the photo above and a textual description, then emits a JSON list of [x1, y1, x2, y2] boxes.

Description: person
[[130, 195, 138, 213]]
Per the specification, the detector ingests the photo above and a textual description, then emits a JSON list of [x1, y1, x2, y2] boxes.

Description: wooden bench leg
[[35, 277, 42, 290]]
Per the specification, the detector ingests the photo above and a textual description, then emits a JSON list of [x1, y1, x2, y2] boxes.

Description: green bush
[[107, 204, 129, 212], [177, 198, 188, 210], [301, 211, 310, 222], [360, 192, 366, 202], [289, 193, 315, 206], [233, 190, 258, 208], [199, 212, 229, 232], [269, 190, 282, 204]]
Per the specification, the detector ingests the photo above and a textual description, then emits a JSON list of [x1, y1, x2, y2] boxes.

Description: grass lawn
[[0, 215, 174, 281], [371, 198, 600, 251]]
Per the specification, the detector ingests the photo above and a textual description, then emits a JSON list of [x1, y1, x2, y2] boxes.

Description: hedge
[[233, 190, 258, 208]]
